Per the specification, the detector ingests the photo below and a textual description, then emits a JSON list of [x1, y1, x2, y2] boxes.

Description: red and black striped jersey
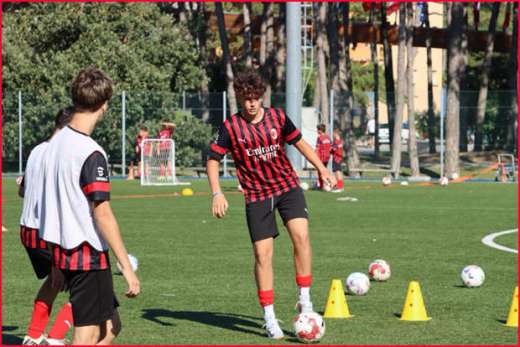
[[316, 134, 332, 163], [20, 225, 47, 249], [331, 138, 344, 164], [52, 242, 110, 271], [209, 108, 302, 203]]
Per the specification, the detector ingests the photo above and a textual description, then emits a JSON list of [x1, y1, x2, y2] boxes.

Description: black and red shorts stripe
[[20, 225, 52, 279], [53, 242, 110, 271]]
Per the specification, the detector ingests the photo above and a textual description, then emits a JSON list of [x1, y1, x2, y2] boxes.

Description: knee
[[254, 248, 273, 267], [293, 231, 310, 248]]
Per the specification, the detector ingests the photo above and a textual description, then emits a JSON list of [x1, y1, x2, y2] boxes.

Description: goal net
[[140, 139, 189, 186]]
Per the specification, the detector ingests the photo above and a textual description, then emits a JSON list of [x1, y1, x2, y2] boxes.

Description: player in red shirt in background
[[128, 126, 148, 180], [331, 129, 345, 193], [157, 120, 176, 178], [315, 124, 332, 190]]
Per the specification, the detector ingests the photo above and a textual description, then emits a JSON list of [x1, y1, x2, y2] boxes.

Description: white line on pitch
[[160, 293, 176, 297], [481, 229, 518, 254]]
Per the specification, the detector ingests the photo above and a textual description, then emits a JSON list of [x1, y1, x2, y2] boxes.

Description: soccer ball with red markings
[[293, 312, 325, 343], [345, 272, 370, 295], [368, 259, 391, 282], [439, 177, 449, 186], [382, 176, 392, 186]]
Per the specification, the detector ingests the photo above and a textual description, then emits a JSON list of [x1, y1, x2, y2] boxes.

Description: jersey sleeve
[[282, 113, 302, 145], [80, 151, 110, 202], [208, 124, 232, 161]]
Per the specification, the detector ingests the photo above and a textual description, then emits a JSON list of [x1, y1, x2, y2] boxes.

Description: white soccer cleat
[[22, 335, 46, 345], [263, 319, 284, 339], [44, 337, 66, 345], [295, 300, 314, 314]]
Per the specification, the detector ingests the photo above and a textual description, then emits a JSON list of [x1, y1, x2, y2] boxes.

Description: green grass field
[[2, 178, 518, 345]]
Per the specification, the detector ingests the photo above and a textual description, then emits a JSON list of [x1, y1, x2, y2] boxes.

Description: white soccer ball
[[368, 259, 391, 281], [382, 176, 392, 186], [117, 254, 138, 273], [322, 183, 332, 192], [300, 182, 310, 191], [345, 272, 370, 295], [293, 312, 325, 343], [400, 181, 409, 186], [439, 177, 449, 186], [461, 265, 485, 288]]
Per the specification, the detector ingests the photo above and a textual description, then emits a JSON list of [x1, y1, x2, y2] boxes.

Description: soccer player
[[315, 124, 332, 190], [128, 126, 148, 180], [330, 129, 345, 193], [19, 107, 75, 345], [40, 67, 140, 345], [206, 69, 336, 339], [157, 120, 176, 178]]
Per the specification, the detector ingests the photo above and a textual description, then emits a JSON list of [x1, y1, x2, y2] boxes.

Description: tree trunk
[[341, 3, 360, 175], [215, 3, 238, 115], [406, 3, 420, 177], [381, 3, 397, 146], [327, 4, 340, 91], [196, 3, 210, 122], [315, 2, 329, 124], [474, 3, 500, 151], [459, 8, 469, 152], [370, 5, 380, 157], [424, 2, 436, 154], [391, 4, 407, 178], [274, 4, 286, 94], [506, 3, 518, 152], [260, 3, 273, 107], [445, 3, 467, 178], [243, 3, 253, 68]]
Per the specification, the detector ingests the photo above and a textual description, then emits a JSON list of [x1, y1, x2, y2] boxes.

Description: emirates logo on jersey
[[270, 128, 278, 140]]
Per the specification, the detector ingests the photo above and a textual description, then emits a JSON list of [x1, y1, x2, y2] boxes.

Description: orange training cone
[[323, 279, 352, 318], [400, 281, 431, 321], [505, 286, 518, 327]]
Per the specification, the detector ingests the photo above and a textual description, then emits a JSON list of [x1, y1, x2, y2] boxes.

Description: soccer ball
[[461, 265, 485, 288], [439, 177, 449, 186], [345, 272, 370, 295], [117, 254, 139, 273], [293, 312, 325, 343], [382, 176, 392, 186], [368, 259, 391, 281], [400, 181, 409, 186], [300, 182, 310, 191], [322, 182, 332, 192]]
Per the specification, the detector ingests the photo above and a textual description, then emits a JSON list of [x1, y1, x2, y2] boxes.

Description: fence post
[[329, 89, 334, 172], [440, 87, 446, 178], [182, 91, 186, 111], [122, 91, 126, 177], [223, 91, 228, 177], [18, 91, 23, 175]]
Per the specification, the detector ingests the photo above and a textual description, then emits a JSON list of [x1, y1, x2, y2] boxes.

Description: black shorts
[[133, 151, 141, 163], [64, 269, 120, 327], [24, 247, 52, 279], [245, 187, 308, 243], [332, 161, 342, 172]]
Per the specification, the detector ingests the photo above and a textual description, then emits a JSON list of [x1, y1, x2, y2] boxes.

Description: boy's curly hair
[[234, 69, 266, 99]]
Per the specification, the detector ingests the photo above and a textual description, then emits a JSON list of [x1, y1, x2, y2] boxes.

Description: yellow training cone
[[505, 286, 518, 327], [400, 281, 431, 321], [181, 188, 194, 196], [323, 279, 352, 318]]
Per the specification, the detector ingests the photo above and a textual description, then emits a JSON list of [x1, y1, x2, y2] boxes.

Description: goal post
[[140, 139, 190, 186]]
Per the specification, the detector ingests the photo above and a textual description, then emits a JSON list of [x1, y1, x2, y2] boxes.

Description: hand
[[16, 176, 23, 186], [122, 268, 140, 298], [212, 193, 229, 219], [319, 168, 337, 189]]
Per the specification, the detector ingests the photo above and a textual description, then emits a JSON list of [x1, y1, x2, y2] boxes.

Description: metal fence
[[2, 89, 517, 176]]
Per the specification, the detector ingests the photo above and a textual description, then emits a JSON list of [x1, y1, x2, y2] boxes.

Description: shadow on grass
[[2, 326, 22, 345], [142, 309, 285, 338]]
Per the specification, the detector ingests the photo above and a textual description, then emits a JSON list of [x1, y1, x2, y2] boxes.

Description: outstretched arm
[[294, 139, 337, 187], [207, 159, 229, 218]]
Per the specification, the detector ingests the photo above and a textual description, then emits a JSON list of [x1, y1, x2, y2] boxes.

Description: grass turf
[[2, 178, 518, 345]]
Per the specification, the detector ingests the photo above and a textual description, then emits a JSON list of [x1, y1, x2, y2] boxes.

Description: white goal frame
[[140, 139, 190, 186]]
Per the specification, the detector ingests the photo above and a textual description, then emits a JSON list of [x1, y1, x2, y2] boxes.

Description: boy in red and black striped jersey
[[157, 120, 176, 178], [40, 67, 140, 345], [331, 129, 345, 193], [315, 124, 332, 190], [207, 69, 336, 339], [18, 107, 75, 345], [128, 126, 148, 180]]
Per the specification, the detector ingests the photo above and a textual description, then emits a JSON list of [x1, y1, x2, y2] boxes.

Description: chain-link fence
[[2, 89, 517, 176]]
